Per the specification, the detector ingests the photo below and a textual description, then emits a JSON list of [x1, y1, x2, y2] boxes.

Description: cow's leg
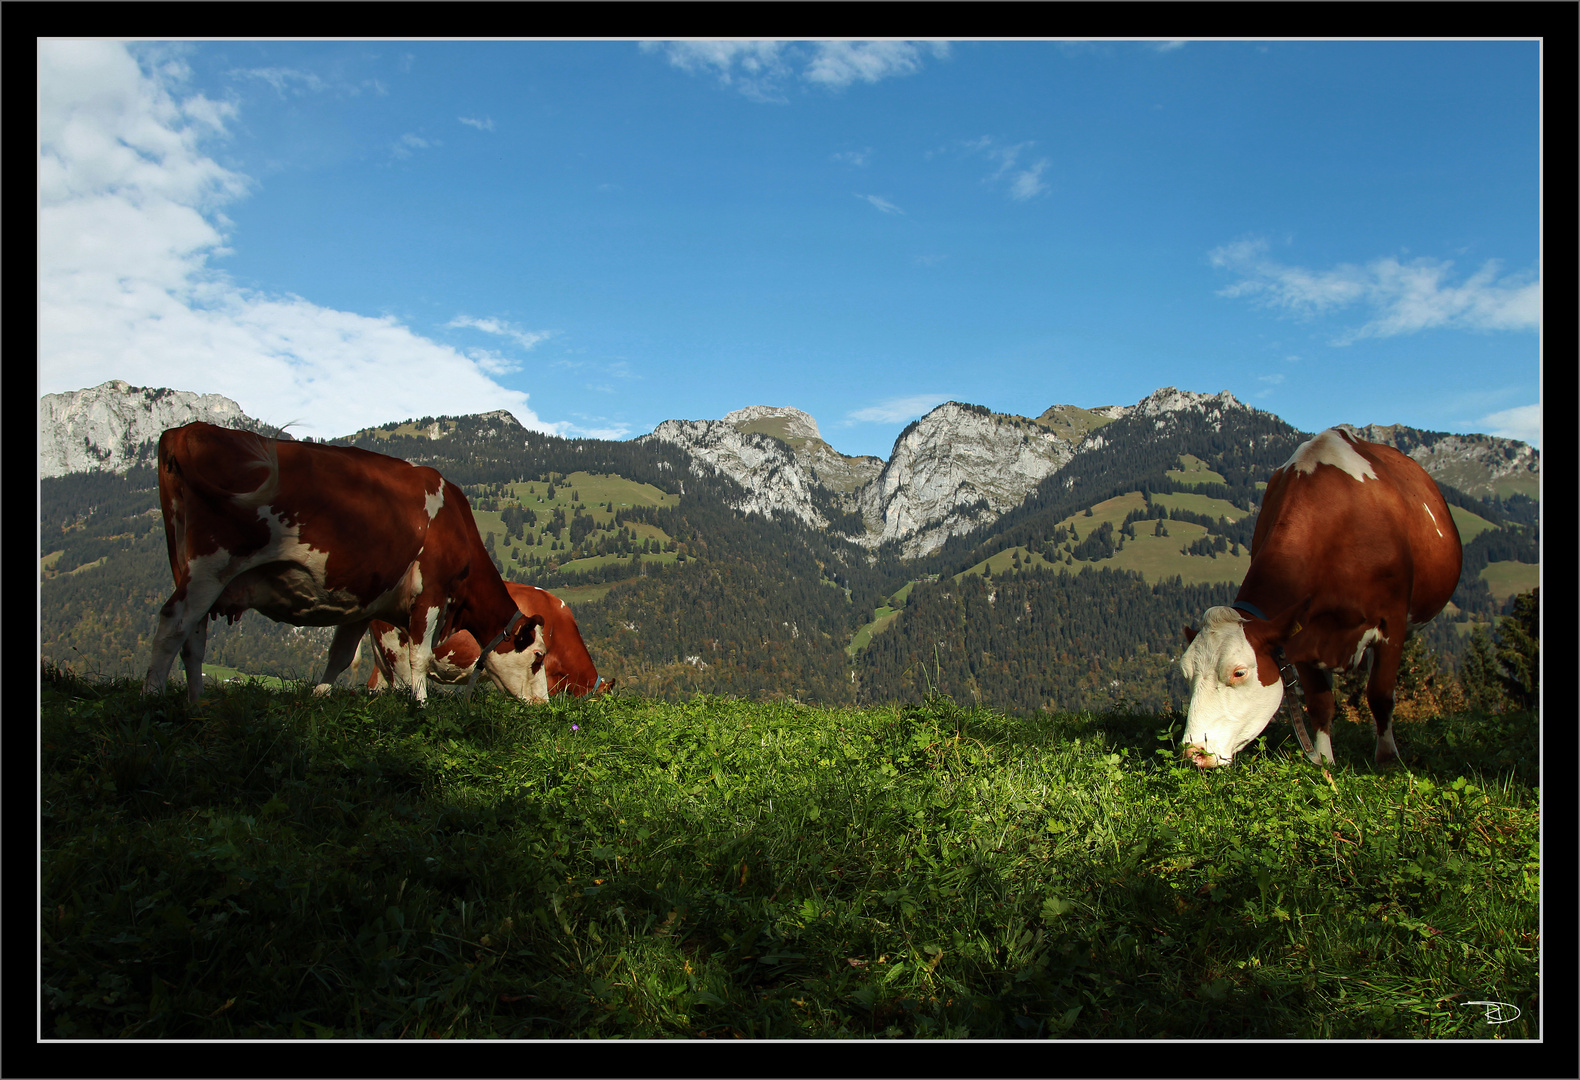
[[180, 617, 209, 704], [362, 624, 405, 691], [143, 569, 228, 699], [313, 619, 372, 696], [1366, 634, 1407, 766], [401, 600, 447, 705], [1294, 662, 1337, 765]]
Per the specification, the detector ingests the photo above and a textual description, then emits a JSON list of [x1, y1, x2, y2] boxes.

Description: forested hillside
[[40, 405, 1539, 717], [39, 467, 347, 683]]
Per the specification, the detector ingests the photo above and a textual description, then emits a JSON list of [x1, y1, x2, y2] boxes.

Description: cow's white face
[[1180, 607, 1284, 768], [481, 617, 550, 703]]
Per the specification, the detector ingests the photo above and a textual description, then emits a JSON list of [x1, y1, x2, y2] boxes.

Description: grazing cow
[[142, 422, 549, 705], [1180, 427, 1462, 768], [365, 583, 606, 697]]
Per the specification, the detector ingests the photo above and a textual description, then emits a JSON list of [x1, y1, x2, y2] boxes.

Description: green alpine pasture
[[42, 668, 1538, 1040]]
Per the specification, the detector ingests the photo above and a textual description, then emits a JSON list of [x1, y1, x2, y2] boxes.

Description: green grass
[[41, 667, 1538, 1040], [846, 608, 901, 658], [848, 582, 924, 657], [1104, 528, 1252, 586], [1448, 505, 1499, 545], [952, 525, 1249, 590], [476, 471, 680, 574], [190, 663, 292, 689], [1055, 492, 1148, 534], [1150, 491, 1251, 522], [1481, 561, 1539, 603], [1165, 454, 1227, 487]]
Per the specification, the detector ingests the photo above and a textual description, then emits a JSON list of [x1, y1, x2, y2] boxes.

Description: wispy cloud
[[458, 115, 495, 131], [565, 414, 633, 440], [643, 40, 948, 102], [446, 314, 555, 352], [831, 148, 872, 167], [1210, 237, 1541, 343], [1253, 373, 1284, 399], [230, 66, 328, 97], [1476, 403, 1540, 447], [38, 40, 555, 441], [855, 193, 904, 215], [804, 40, 948, 88], [1151, 40, 1188, 53], [464, 348, 519, 376], [844, 394, 949, 425], [391, 132, 440, 159], [949, 136, 1051, 202], [1006, 160, 1049, 202], [229, 64, 385, 98]]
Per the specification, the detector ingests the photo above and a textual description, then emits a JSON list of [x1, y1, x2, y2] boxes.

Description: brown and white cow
[[365, 582, 605, 697], [1180, 427, 1462, 768], [142, 422, 548, 705]]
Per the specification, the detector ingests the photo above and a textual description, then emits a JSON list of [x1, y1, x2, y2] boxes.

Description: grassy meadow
[[41, 668, 1538, 1040], [472, 470, 683, 580]]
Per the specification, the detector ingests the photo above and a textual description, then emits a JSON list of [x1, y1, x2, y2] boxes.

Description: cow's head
[[481, 614, 550, 702], [1179, 606, 1283, 768]]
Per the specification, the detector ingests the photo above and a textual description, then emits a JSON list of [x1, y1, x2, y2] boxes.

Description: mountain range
[[38, 379, 1540, 715]]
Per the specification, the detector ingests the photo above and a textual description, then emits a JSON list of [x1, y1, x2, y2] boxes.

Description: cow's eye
[[1231, 667, 1248, 682]]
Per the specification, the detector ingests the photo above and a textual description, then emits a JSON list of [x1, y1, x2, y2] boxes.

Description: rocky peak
[[856, 401, 1084, 558], [641, 414, 826, 527], [642, 406, 886, 526], [1342, 423, 1540, 500], [39, 379, 282, 479], [1132, 386, 1246, 420], [724, 405, 823, 444]]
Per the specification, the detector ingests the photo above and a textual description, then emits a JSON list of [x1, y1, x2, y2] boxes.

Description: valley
[[39, 381, 1540, 717]]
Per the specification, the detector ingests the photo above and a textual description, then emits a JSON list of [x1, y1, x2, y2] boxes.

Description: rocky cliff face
[[855, 402, 1086, 558], [643, 401, 1097, 557], [39, 380, 282, 479], [640, 406, 885, 529], [642, 410, 827, 526], [1344, 423, 1540, 500]]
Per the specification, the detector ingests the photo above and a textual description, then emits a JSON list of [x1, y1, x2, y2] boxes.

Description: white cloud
[[446, 314, 555, 352], [641, 40, 793, 102], [458, 115, 495, 131], [1476, 404, 1540, 448], [1151, 40, 1188, 53], [844, 394, 948, 425], [643, 40, 947, 101], [229, 63, 384, 98], [391, 132, 438, 159], [230, 66, 328, 97], [38, 40, 555, 442], [856, 193, 904, 215], [953, 136, 1052, 202], [804, 41, 947, 88], [1209, 237, 1541, 343], [831, 148, 872, 167], [1007, 160, 1050, 202]]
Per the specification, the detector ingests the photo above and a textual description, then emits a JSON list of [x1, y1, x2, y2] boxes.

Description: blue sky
[[39, 39, 1541, 456]]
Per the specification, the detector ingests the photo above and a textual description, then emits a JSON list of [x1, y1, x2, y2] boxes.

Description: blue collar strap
[[1231, 600, 1270, 622]]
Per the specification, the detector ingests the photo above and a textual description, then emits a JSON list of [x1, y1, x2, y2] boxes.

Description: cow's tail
[[162, 426, 280, 509], [228, 432, 281, 509]]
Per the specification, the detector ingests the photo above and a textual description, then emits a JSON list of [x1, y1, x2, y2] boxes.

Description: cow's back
[[158, 422, 449, 604], [1247, 429, 1461, 624]]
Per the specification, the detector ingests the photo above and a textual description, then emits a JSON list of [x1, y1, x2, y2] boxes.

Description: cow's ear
[[1183, 624, 1198, 645], [514, 614, 545, 651]]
